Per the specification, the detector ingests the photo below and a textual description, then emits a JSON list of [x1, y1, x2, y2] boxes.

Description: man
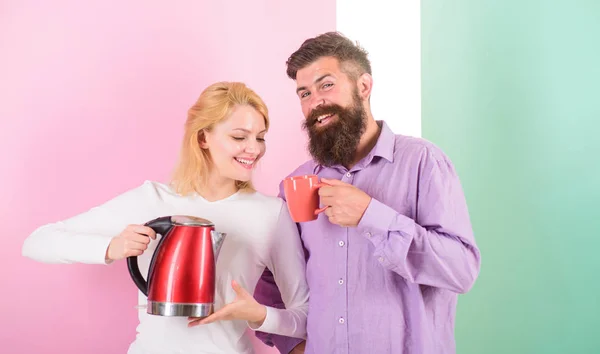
[[254, 32, 481, 354]]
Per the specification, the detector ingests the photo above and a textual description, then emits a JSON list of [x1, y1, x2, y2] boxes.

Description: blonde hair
[[171, 82, 269, 196]]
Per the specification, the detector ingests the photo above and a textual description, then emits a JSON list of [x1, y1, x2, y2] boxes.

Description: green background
[[421, 1, 600, 353]]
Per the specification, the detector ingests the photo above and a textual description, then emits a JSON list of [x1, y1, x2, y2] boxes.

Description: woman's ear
[[198, 130, 209, 149]]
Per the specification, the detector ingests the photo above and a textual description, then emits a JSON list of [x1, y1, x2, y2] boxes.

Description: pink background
[[0, 1, 335, 353]]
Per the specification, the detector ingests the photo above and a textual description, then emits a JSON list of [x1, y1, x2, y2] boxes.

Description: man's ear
[[198, 130, 208, 149], [357, 72, 373, 101]]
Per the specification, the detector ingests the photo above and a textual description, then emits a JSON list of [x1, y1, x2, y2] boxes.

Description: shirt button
[[366, 232, 372, 238], [338, 279, 344, 285], [338, 240, 345, 247], [378, 256, 385, 262], [346, 172, 352, 178], [339, 317, 345, 324]]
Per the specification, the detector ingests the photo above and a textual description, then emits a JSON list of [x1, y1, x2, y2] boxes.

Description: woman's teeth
[[235, 158, 254, 166]]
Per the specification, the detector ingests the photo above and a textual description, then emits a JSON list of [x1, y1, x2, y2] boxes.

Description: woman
[[21, 82, 308, 354]]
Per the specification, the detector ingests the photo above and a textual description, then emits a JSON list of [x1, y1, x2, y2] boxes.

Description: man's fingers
[[328, 216, 338, 225], [320, 178, 346, 186], [320, 196, 335, 206], [324, 207, 334, 217], [318, 185, 336, 197]]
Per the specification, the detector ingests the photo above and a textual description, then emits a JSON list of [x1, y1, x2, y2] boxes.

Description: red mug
[[283, 174, 328, 222]]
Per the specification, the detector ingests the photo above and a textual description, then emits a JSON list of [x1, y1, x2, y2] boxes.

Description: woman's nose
[[244, 139, 260, 153]]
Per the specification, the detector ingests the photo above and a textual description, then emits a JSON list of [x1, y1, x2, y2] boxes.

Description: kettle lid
[[171, 215, 214, 226]]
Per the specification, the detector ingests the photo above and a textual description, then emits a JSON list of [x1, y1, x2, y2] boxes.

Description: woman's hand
[[105, 224, 156, 262], [187, 280, 267, 328]]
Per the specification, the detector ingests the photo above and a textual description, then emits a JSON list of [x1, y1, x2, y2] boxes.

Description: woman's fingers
[[187, 305, 234, 327]]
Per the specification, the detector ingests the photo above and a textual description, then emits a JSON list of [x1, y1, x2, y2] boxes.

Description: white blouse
[[22, 180, 308, 354]]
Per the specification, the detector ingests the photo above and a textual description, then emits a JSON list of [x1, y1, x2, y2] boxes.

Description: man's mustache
[[306, 104, 346, 128]]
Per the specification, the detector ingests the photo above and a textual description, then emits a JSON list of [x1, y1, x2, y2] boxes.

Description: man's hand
[[318, 178, 371, 227], [290, 340, 306, 353]]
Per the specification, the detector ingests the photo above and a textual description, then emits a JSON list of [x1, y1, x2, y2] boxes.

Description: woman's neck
[[198, 173, 239, 202]]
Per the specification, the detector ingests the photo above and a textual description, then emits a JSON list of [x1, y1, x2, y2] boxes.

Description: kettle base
[[147, 301, 214, 317]]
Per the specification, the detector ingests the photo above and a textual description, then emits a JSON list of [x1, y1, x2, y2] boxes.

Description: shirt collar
[[312, 120, 395, 174]]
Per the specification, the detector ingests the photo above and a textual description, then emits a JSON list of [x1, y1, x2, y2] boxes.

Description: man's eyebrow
[[296, 74, 333, 94]]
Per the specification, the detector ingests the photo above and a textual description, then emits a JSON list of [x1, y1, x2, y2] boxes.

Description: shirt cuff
[[357, 198, 415, 267], [249, 307, 305, 352], [247, 306, 278, 333], [358, 197, 396, 239]]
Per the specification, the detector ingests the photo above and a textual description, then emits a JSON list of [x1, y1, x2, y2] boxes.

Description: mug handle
[[315, 205, 329, 215], [314, 181, 330, 215]]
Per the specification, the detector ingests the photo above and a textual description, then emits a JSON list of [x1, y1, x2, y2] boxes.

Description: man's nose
[[310, 95, 326, 111]]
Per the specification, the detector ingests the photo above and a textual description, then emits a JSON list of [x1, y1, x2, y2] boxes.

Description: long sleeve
[[254, 183, 306, 353], [249, 202, 309, 340], [22, 181, 161, 264], [357, 146, 481, 293]]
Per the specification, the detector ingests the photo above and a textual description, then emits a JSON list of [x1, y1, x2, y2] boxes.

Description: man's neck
[[347, 116, 381, 170]]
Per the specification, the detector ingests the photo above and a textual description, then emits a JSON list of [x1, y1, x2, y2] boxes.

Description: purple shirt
[[254, 121, 481, 354]]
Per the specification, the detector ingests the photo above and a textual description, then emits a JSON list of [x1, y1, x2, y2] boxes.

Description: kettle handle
[[126, 216, 173, 296]]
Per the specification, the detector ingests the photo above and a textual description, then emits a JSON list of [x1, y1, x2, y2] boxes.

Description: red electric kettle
[[127, 215, 226, 317]]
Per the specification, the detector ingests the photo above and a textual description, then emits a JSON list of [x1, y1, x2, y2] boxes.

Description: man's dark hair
[[285, 32, 372, 81]]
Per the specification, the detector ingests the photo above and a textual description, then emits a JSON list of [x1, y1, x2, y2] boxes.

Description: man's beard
[[302, 90, 366, 167]]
